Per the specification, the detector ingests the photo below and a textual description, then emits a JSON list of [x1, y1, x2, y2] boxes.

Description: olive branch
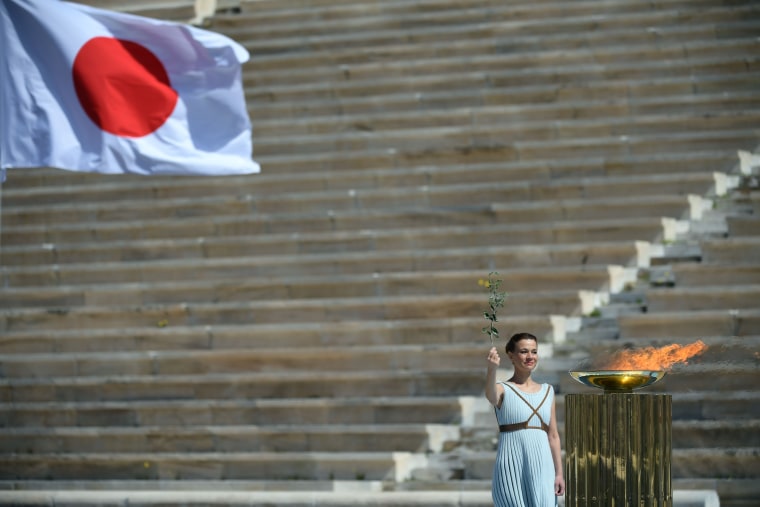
[[479, 271, 507, 346]]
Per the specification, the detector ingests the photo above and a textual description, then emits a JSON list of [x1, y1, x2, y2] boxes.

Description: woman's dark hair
[[506, 332, 538, 353]]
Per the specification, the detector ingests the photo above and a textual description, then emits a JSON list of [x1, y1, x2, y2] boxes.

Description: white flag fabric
[[0, 0, 260, 176]]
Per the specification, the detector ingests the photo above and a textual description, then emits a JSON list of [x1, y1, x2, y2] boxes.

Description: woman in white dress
[[485, 332, 565, 507]]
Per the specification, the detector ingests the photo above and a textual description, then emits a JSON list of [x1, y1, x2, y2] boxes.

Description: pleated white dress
[[491, 382, 556, 507]]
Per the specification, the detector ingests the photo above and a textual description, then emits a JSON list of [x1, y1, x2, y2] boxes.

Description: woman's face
[[508, 338, 538, 371]]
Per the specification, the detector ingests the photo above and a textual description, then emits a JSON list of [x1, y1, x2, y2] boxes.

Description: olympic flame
[[600, 340, 708, 370]]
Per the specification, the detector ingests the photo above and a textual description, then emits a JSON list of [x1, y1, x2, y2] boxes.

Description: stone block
[[0, 355, 78, 379], [619, 310, 760, 339], [671, 264, 760, 287], [672, 420, 760, 448], [728, 216, 760, 237], [675, 392, 760, 420], [646, 285, 760, 312], [702, 238, 760, 264], [672, 448, 760, 479], [1, 235, 649, 292]]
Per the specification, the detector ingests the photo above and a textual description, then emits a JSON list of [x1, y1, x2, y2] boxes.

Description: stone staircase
[[1, 0, 759, 505], [559, 166, 760, 507]]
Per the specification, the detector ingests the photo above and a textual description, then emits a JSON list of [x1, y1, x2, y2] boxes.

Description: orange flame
[[600, 340, 708, 370]]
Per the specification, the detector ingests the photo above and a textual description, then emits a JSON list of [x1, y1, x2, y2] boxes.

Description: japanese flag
[[0, 0, 260, 176]]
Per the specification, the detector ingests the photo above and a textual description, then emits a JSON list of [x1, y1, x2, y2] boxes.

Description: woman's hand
[[486, 347, 501, 369], [555, 475, 565, 496], [485, 347, 503, 407]]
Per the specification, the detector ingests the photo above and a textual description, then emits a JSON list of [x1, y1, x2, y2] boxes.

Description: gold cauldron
[[569, 370, 666, 393]]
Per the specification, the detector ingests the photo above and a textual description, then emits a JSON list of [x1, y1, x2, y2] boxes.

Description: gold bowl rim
[[568, 370, 666, 392]]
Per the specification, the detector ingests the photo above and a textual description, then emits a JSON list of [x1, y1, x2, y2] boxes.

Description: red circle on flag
[[72, 37, 178, 138]]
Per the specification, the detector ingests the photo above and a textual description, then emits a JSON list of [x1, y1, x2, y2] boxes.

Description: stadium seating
[[1, 0, 758, 505]]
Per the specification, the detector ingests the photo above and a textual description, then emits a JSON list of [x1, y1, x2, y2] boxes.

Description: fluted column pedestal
[[565, 393, 672, 507]]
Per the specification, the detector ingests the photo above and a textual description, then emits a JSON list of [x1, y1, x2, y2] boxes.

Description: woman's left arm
[[548, 391, 565, 496]]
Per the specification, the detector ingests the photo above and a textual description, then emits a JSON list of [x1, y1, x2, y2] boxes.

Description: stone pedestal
[[565, 393, 672, 507]]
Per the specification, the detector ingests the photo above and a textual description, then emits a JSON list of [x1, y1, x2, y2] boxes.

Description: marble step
[[242, 73, 760, 123], [0, 369, 492, 403], [0, 487, 737, 507], [240, 38, 760, 88], [193, 114, 760, 158], [251, 112, 760, 158], [0, 343, 566, 379], [2, 366, 756, 405], [0, 240, 653, 290], [0, 201, 674, 252], [4, 390, 758, 432], [249, 92, 760, 138], [2, 418, 755, 455], [671, 420, 760, 449], [700, 237, 760, 264], [0, 478, 389, 491], [0, 170, 730, 226], [0, 150, 741, 207], [727, 216, 760, 236], [243, 53, 760, 104], [1, 134, 749, 185], [0, 290, 599, 332], [1, 193, 701, 246], [236, 16, 757, 66], [0, 315, 559, 354], [254, 130, 760, 175], [0, 489, 495, 507], [235, 0, 741, 15], [618, 309, 760, 339], [238, 27, 760, 81], [645, 285, 760, 312], [0, 396, 471, 428], [0, 486, 741, 507], [0, 266, 630, 307], [731, 189, 760, 212], [222, 0, 757, 41], [231, 0, 736, 25], [0, 451, 428, 482], [1, 448, 756, 485], [0, 424, 461, 454], [667, 264, 760, 287], [246, 95, 760, 147]]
